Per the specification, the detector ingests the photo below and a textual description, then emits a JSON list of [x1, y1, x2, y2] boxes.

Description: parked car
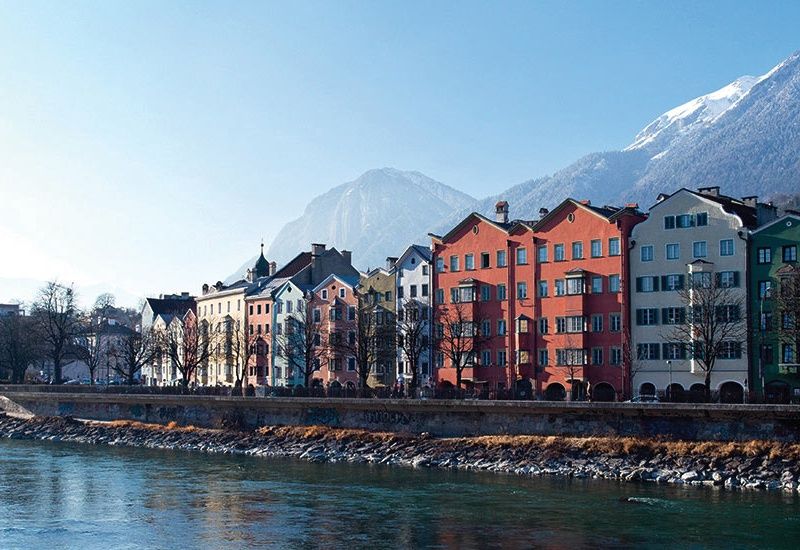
[[626, 394, 660, 403]]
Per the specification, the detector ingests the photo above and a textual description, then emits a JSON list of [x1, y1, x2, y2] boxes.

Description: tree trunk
[[53, 357, 62, 384], [410, 364, 418, 399], [456, 368, 462, 396], [704, 370, 712, 403]]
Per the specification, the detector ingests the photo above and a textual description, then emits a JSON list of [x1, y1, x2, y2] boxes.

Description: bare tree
[[275, 298, 329, 389], [110, 329, 158, 385], [775, 266, 800, 369], [434, 301, 488, 391], [665, 270, 747, 402], [74, 320, 104, 385], [31, 281, 82, 384], [0, 313, 42, 383], [229, 319, 255, 396], [157, 316, 216, 388], [396, 298, 428, 397], [555, 331, 586, 401], [332, 300, 384, 396], [92, 293, 116, 324]]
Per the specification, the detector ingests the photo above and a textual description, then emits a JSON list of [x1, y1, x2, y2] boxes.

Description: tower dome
[[253, 243, 270, 278]]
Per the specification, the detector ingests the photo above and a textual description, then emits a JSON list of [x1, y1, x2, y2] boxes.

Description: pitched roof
[[429, 211, 533, 244], [651, 188, 760, 228], [273, 252, 313, 278], [145, 297, 195, 317], [530, 198, 642, 231]]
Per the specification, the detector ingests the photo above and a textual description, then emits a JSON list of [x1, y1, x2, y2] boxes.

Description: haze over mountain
[[247, 50, 800, 277]]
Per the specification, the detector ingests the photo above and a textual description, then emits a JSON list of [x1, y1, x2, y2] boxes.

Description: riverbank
[[1, 413, 798, 493]]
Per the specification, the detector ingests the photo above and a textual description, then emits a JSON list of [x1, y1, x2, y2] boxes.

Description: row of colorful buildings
[[141, 186, 800, 402]]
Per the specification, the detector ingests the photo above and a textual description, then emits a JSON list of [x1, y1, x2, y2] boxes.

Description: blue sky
[[1, 0, 798, 305]]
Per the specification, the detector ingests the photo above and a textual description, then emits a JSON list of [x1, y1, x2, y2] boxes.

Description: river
[[0, 439, 797, 549]]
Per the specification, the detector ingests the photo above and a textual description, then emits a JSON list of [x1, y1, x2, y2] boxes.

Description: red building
[[530, 199, 645, 400], [309, 274, 360, 389], [430, 202, 537, 395]]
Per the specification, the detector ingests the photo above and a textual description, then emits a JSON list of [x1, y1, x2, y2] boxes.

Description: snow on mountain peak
[[625, 71, 770, 154]]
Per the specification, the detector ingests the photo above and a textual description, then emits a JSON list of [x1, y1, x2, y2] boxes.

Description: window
[[717, 271, 739, 288], [566, 277, 584, 295], [537, 246, 548, 263], [610, 347, 622, 366], [572, 241, 583, 259], [347, 357, 356, 371], [719, 341, 742, 360], [720, 239, 734, 256], [249, 304, 254, 315], [481, 319, 491, 337], [516, 350, 530, 364], [481, 350, 492, 366], [762, 344, 774, 364], [555, 279, 566, 296], [782, 344, 795, 364], [478, 285, 490, 301], [286, 300, 293, 313], [321, 289, 328, 300], [662, 274, 684, 291], [538, 280, 548, 297], [554, 243, 565, 261], [313, 308, 321, 323], [481, 252, 490, 268], [676, 214, 694, 228], [610, 313, 621, 332], [693, 241, 707, 258], [497, 350, 507, 366], [591, 276, 602, 294], [757, 247, 772, 264], [761, 312, 774, 331], [516, 282, 528, 299], [516, 247, 528, 265], [398, 286, 404, 299], [662, 307, 685, 325], [465, 254, 475, 270], [497, 284, 507, 300], [666, 243, 680, 260], [496, 250, 507, 267], [783, 245, 797, 262], [348, 306, 356, 321], [663, 343, 686, 360], [422, 265, 429, 276], [664, 216, 675, 229], [517, 318, 530, 333], [556, 349, 586, 366], [592, 348, 604, 366], [497, 320, 507, 335], [641, 245, 654, 262], [716, 305, 740, 323], [435, 288, 445, 304], [609, 275, 620, 293], [696, 212, 708, 226], [538, 349, 549, 366], [636, 276, 659, 292], [759, 280, 773, 299], [436, 257, 445, 272], [591, 239, 602, 258], [691, 272, 712, 289], [556, 316, 585, 333], [410, 285, 417, 298], [636, 308, 659, 325], [276, 302, 282, 314], [608, 237, 620, 256], [538, 318, 549, 334], [637, 343, 660, 360], [450, 255, 460, 271], [422, 284, 429, 297], [450, 288, 459, 303], [591, 314, 603, 333]]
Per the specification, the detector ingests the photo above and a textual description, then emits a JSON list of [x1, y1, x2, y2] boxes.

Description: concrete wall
[[1, 389, 799, 442]]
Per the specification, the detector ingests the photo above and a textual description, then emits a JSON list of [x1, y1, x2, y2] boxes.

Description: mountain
[[261, 168, 475, 271], [440, 50, 800, 229]]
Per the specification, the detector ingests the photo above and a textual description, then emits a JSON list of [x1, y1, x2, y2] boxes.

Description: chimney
[[625, 203, 639, 209], [742, 195, 758, 208], [386, 256, 398, 271], [269, 261, 277, 276], [698, 186, 720, 197], [311, 243, 326, 257], [580, 199, 591, 206], [181, 291, 190, 298], [538, 207, 549, 219], [495, 201, 509, 223], [341, 249, 352, 264], [202, 283, 209, 295], [246, 268, 255, 283]]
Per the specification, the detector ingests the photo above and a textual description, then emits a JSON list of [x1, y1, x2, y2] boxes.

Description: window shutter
[[662, 343, 669, 358], [661, 308, 668, 324], [636, 278, 643, 292], [636, 309, 643, 325], [652, 276, 660, 291], [715, 273, 721, 287], [733, 271, 740, 287], [660, 276, 667, 290], [677, 275, 685, 290]]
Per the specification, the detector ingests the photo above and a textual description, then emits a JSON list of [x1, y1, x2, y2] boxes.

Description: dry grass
[[99, 419, 206, 433]]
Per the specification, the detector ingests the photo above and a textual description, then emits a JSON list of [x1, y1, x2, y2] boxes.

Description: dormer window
[[321, 289, 328, 300]]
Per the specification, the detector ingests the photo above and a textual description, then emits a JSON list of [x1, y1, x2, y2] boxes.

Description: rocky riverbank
[[1, 413, 798, 493]]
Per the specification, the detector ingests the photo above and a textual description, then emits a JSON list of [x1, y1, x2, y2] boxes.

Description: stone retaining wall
[[1, 390, 799, 441]]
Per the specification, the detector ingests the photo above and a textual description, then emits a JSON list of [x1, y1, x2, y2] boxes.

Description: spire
[[253, 241, 270, 278]]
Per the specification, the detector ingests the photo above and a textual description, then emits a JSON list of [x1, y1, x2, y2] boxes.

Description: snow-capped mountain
[[255, 50, 800, 277], [261, 168, 475, 271]]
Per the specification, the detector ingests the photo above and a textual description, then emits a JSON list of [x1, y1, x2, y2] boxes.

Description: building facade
[[629, 187, 772, 402], [360, 261, 398, 387], [395, 244, 433, 387], [531, 199, 645, 401], [749, 212, 800, 403]]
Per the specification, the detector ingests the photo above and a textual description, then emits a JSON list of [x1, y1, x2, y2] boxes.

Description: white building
[[629, 187, 773, 402], [394, 244, 433, 386]]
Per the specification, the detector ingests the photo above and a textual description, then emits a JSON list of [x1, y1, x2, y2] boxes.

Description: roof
[[145, 296, 195, 317], [253, 243, 270, 278], [650, 188, 759, 228], [429, 211, 534, 244], [530, 198, 643, 231], [273, 251, 313, 278], [750, 213, 800, 235], [312, 273, 359, 293]]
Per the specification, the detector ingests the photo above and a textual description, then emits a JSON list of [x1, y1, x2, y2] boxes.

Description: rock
[[681, 471, 701, 482]]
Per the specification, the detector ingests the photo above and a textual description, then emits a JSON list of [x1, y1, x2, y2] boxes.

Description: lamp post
[[666, 360, 673, 402]]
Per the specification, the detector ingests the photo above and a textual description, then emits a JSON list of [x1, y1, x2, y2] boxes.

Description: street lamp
[[666, 360, 673, 402]]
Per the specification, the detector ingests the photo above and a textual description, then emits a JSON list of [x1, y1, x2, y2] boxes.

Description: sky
[[1, 0, 799, 307]]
